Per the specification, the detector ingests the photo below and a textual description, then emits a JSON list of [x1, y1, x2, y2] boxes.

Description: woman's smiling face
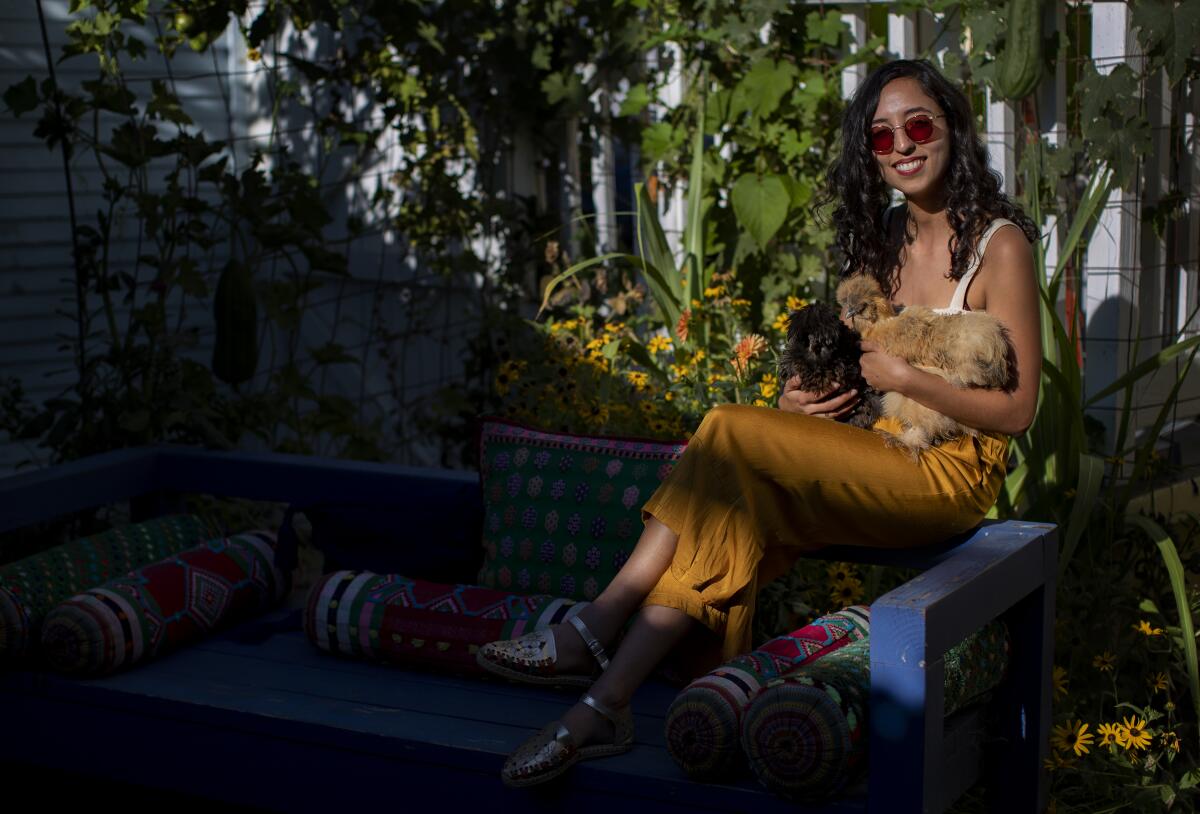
[[870, 77, 950, 200]]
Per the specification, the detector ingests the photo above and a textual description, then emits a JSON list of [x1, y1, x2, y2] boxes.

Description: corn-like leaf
[[635, 182, 681, 299], [536, 252, 626, 318], [1048, 168, 1113, 302], [1118, 342, 1200, 510], [683, 118, 707, 306], [1124, 514, 1200, 738], [1058, 453, 1104, 575], [1085, 334, 1200, 406]]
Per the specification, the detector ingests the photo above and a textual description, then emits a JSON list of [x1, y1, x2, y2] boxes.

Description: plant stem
[[34, 0, 89, 417]]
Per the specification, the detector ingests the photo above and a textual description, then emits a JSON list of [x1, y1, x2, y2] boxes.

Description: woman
[[478, 58, 1042, 787]]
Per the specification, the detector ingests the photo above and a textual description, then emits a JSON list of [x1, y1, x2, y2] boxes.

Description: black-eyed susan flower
[[830, 577, 864, 606], [1052, 666, 1069, 700], [1148, 672, 1170, 693], [647, 335, 673, 354], [1092, 651, 1116, 673], [1117, 716, 1151, 751], [1162, 731, 1181, 753], [1096, 722, 1121, 747]]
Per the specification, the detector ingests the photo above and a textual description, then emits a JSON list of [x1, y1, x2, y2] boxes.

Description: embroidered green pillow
[[477, 420, 687, 601]]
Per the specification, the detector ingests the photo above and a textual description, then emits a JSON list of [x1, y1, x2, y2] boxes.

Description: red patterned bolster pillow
[[304, 571, 588, 676], [663, 605, 870, 780], [40, 531, 290, 676], [0, 515, 220, 664]]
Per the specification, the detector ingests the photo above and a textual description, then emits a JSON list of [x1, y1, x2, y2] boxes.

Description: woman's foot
[[477, 613, 615, 687], [501, 691, 633, 787]]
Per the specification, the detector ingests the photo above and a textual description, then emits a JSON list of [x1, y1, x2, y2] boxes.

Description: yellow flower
[[1042, 753, 1072, 772], [772, 311, 790, 333], [759, 373, 779, 400], [647, 335, 673, 354], [752, 399, 768, 407], [826, 562, 856, 583], [1051, 666, 1069, 700], [1148, 672, 1169, 693], [1096, 722, 1121, 747], [1133, 620, 1164, 636], [626, 371, 649, 391], [787, 295, 808, 311], [585, 337, 605, 352], [664, 391, 674, 402], [1117, 716, 1151, 751], [1162, 731, 1181, 752], [603, 321, 625, 335], [703, 285, 726, 299], [830, 576, 864, 605], [731, 298, 751, 308], [550, 318, 580, 333], [1092, 651, 1116, 673], [1050, 720, 1094, 757], [494, 359, 526, 396], [247, 47, 262, 62]]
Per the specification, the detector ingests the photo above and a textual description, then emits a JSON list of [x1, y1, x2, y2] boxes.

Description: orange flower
[[676, 309, 691, 343], [729, 334, 768, 378]]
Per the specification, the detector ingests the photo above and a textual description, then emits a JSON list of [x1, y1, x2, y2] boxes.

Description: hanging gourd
[[211, 259, 258, 386], [995, 0, 1044, 101]]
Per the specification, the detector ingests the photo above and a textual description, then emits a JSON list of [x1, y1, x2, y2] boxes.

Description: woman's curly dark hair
[[822, 59, 1038, 297]]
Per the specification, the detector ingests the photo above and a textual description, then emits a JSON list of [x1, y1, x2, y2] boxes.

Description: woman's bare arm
[[858, 226, 1042, 436]]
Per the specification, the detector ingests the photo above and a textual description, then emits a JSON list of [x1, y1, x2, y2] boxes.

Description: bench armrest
[[867, 520, 1057, 814]]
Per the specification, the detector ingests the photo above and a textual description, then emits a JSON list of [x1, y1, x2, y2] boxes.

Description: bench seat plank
[[0, 608, 864, 812]]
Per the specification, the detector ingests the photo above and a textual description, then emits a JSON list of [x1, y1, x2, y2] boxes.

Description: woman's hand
[[859, 340, 913, 393], [778, 376, 860, 418]]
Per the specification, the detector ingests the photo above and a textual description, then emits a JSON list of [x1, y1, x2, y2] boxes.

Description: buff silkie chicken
[[835, 274, 1013, 458]]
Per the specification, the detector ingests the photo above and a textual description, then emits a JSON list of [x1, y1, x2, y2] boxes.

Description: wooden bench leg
[[988, 579, 1055, 813]]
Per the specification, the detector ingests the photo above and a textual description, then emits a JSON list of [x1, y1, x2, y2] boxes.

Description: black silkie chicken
[[777, 301, 881, 430]]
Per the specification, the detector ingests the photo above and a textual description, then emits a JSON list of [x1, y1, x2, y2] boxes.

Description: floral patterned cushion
[[476, 419, 687, 601]]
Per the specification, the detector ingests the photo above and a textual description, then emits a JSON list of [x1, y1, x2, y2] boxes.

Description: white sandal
[[477, 615, 612, 688]]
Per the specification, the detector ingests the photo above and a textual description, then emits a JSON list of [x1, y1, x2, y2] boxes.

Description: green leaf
[[1058, 453, 1103, 575], [1084, 334, 1200, 406], [537, 254, 624, 319], [733, 59, 798, 120], [732, 173, 790, 250], [1125, 514, 1200, 740], [683, 112, 706, 305], [3, 76, 38, 116], [619, 83, 651, 117]]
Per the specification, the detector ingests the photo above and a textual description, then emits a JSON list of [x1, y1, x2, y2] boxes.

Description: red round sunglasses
[[868, 113, 945, 155]]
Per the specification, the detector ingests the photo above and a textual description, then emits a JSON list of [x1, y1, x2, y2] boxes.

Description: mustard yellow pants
[[640, 403, 1009, 670]]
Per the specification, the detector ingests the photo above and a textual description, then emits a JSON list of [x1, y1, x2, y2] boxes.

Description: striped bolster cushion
[[741, 619, 1011, 801], [40, 531, 290, 676], [663, 605, 870, 779], [304, 571, 587, 675], [0, 514, 220, 664]]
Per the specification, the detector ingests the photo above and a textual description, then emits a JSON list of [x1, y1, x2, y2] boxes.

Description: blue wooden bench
[[0, 446, 1056, 812]]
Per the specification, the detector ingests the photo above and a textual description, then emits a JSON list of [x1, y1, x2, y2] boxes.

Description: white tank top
[[883, 207, 1019, 314], [931, 218, 1019, 315]]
